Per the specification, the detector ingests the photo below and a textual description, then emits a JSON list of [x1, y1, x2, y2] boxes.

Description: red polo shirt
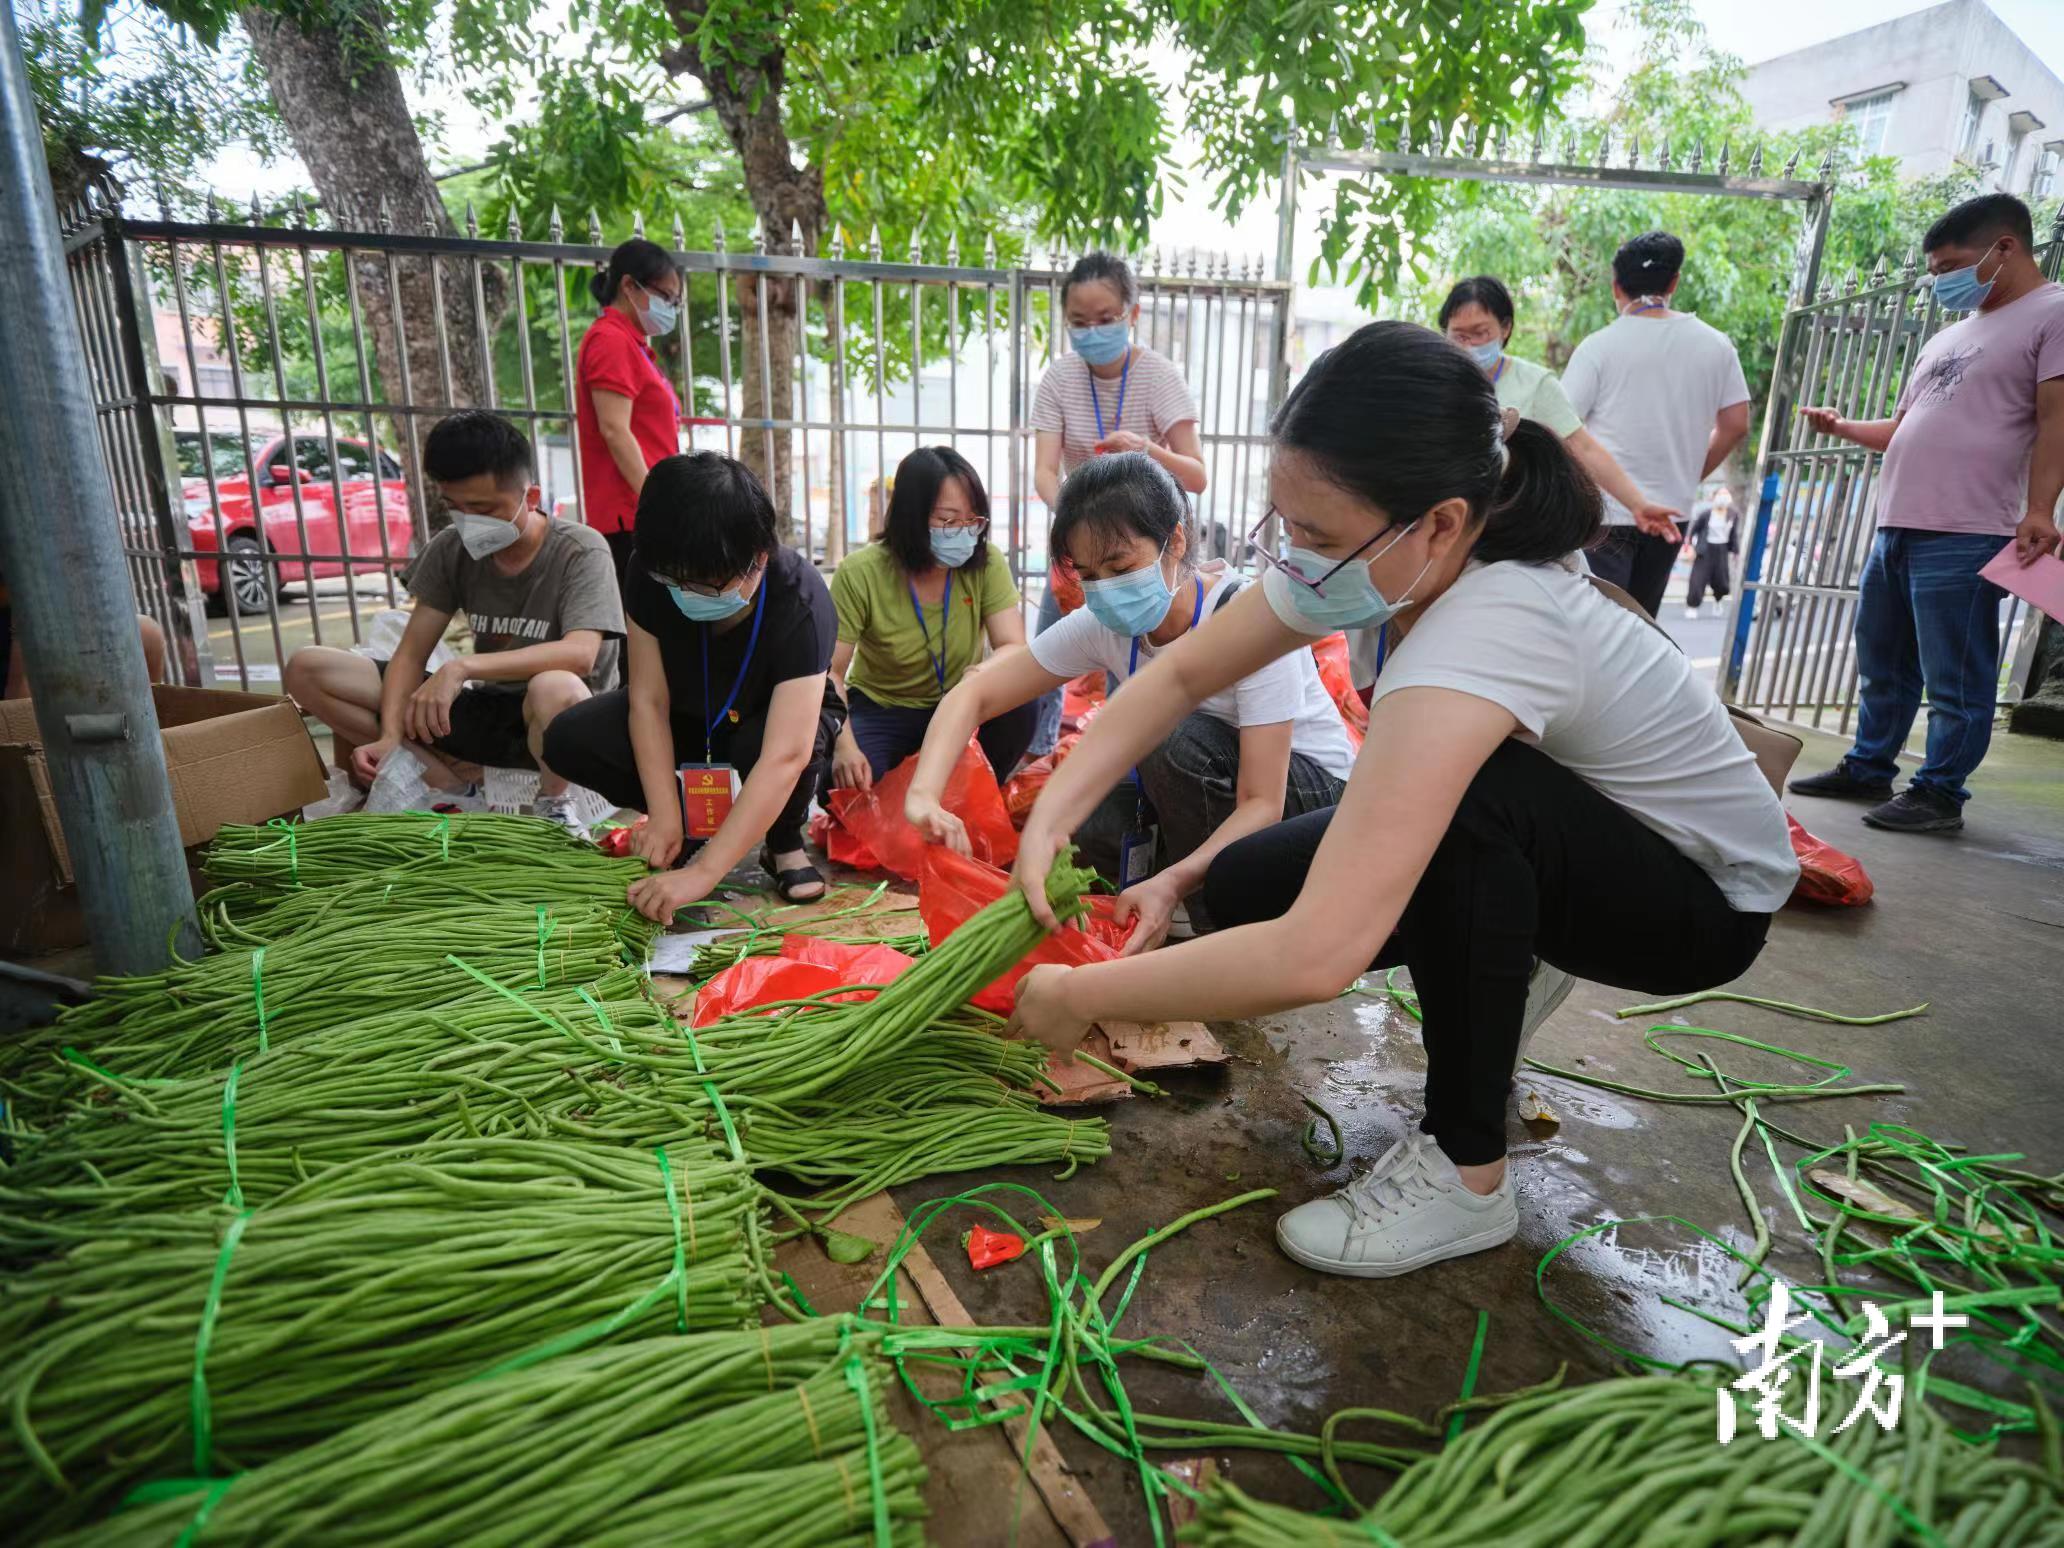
[[575, 307, 682, 535]]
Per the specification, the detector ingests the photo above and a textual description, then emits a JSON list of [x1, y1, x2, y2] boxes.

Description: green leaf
[[820, 1227, 878, 1264]]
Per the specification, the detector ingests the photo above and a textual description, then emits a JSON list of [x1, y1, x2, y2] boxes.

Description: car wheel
[[224, 533, 276, 616]]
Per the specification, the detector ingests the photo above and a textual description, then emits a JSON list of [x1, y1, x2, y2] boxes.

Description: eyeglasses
[[1242, 507, 1394, 596], [928, 514, 989, 531], [650, 556, 762, 597]]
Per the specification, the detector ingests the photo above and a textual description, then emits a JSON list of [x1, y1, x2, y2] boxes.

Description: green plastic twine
[[220, 1062, 244, 1210], [433, 812, 450, 860], [655, 1145, 690, 1333], [125, 1477, 240, 1548], [842, 1354, 894, 1545], [1446, 1311, 1489, 1443], [249, 948, 269, 1055], [575, 986, 624, 1055], [263, 816, 299, 884], [679, 1019, 748, 1164], [190, 1211, 252, 1476]]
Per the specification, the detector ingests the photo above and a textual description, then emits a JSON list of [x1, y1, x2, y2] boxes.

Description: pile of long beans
[[1182, 1370, 2064, 1547], [3, 1140, 764, 1535], [201, 811, 597, 885], [49, 1319, 928, 1548]]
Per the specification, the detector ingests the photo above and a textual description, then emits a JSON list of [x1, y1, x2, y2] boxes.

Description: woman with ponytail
[[575, 238, 686, 589], [1003, 321, 1797, 1282]]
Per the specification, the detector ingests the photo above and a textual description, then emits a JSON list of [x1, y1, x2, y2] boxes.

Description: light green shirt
[[1494, 353, 1583, 440], [831, 541, 1019, 708]]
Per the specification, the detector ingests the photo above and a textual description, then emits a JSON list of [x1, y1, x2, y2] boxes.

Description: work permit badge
[[678, 763, 738, 839], [1119, 819, 1158, 888]]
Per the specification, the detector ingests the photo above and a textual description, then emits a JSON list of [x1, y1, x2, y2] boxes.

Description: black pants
[[1202, 740, 1772, 1166], [1687, 546, 1733, 607], [1589, 526, 1679, 618], [542, 689, 837, 852]]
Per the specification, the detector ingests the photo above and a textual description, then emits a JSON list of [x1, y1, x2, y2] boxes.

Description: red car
[[177, 431, 419, 615]]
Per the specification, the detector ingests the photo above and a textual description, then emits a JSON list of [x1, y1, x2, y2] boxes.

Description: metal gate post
[[0, 2, 201, 970], [103, 211, 216, 687]]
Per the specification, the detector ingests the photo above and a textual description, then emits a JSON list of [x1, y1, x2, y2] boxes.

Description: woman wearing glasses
[[904, 452, 1354, 948], [826, 447, 1034, 791], [1003, 323, 1795, 1279], [543, 452, 845, 911]]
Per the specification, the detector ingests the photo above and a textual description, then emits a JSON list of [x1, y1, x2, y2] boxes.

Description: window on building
[[194, 364, 236, 398], [2003, 129, 2027, 189], [1843, 90, 1897, 157], [2037, 147, 2061, 201], [1958, 90, 1984, 161]]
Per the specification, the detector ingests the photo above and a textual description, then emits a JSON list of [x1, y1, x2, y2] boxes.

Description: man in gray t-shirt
[[282, 411, 625, 830]]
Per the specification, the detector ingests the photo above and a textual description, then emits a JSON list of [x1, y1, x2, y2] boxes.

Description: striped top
[[1031, 345, 1199, 475]]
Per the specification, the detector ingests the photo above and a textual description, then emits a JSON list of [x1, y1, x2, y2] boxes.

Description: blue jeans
[[841, 685, 1040, 785], [1845, 529, 2007, 804], [1029, 585, 1065, 756]]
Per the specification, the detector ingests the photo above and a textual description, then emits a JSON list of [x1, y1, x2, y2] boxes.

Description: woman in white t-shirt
[[1002, 322, 1797, 1282], [905, 452, 1352, 950]]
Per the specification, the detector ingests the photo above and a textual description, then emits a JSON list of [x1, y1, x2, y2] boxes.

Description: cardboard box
[[0, 685, 328, 954]]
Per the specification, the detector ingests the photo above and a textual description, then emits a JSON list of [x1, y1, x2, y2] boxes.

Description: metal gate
[[57, 179, 1289, 693], [1727, 204, 2064, 729]]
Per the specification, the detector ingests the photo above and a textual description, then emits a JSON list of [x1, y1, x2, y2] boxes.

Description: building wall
[[1742, 0, 2064, 199]]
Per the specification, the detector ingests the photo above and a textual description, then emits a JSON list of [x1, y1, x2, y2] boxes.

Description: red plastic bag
[[1787, 813, 1874, 906], [966, 1223, 1026, 1270], [1309, 633, 1368, 750], [1061, 672, 1105, 730], [824, 741, 1017, 879], [917, 847, 1133, 1013], [690, 936, 916, 1027], [1047, 560, 1085, 615]]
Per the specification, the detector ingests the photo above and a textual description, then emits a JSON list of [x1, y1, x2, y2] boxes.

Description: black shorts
[[374, 658, 536, 770]]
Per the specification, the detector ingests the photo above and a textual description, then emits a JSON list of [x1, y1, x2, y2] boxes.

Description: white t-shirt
[[1562, 313, 1749, 526], [1495, 354, 1582, 440], [1031, 346, 1199, 475], [1262, 560, 1798, 912], [1031, 573, 1357, 783]]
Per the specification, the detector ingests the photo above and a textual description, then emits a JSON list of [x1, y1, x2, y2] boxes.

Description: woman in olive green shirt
[[827, 446, 1034, 790]]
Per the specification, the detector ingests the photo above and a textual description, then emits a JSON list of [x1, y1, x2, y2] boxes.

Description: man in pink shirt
[[1790, 194, 2064, 833]]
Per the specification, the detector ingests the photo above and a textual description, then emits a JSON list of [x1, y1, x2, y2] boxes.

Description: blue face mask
[[1466, 340, 1504, 372], [664, 578, 751, 622], [1070, 321, 1131, 367], [929, 527, 979, 568], [1081, 551, 1174, 637], [1278, 522, 1429, 633], [636, 283, 680, 336], [1928, 241, 2004, 314]]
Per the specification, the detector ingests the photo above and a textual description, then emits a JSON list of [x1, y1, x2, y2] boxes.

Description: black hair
[[1924, 192, 2034, 254], [1437, 275, 1515, 335], [631, 452, 777, 585], [1612, 231, 1684, 295], [590, 237, 679, 307], [1060, 251, 1138, 310], [882, 446, 991, 573], [421, 409, 534, 489], [1049, 451, 1194, 570], [1271, 321, 1600, 565]]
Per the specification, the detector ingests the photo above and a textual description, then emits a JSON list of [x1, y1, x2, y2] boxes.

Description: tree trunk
[[242, 3, 502, 536], [660, 0, 826, 542]]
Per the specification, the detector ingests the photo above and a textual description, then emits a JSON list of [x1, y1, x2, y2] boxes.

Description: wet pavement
[[889, 721, 2064, 1541]]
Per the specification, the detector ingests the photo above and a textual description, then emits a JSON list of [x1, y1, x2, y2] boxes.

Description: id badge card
[[678, 763, 739, 840], [1119, 825, 1158, 888]]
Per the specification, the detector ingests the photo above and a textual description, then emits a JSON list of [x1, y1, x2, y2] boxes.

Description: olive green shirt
[[830, 541, 1019, 708]]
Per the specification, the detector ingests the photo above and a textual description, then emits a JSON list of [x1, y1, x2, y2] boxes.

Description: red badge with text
[[678, 763, 737, 839]]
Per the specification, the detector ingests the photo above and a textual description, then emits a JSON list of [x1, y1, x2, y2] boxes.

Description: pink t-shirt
[[1878, 282, 2064, 534], [1031, 346, 1198, 474]]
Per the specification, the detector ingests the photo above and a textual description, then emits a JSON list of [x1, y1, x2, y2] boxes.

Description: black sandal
[[760, 845, 826, 903]]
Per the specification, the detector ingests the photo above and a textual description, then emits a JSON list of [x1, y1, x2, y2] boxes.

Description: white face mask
[[456, 511, 523, 559]]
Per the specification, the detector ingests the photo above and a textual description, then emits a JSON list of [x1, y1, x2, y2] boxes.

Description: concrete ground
[[885, 722, 2064, 1541]]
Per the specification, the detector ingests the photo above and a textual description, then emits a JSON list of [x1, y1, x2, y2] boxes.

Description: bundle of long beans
[[49, 1320, 927, 1548], [1, 901, 656, 1113], [3, 1140, 765, 1535], [198, 852, 649, 948], [201, 810, 596, 885], [1182, 1370, 2064, 1547]]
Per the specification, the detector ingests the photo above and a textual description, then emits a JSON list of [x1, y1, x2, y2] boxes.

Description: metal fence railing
[[1727, 203, 2064, 731], [58, 180, 1291, 693]]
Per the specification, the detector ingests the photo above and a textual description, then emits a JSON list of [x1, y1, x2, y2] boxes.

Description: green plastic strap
[[535, 905, 552, 989], [1447, 1310, 1489, 1443], [220, 1062, 244, 1210], [842, 1354, 894, 1545], [1106, 1247, 1151, 1331], [655, 1146, 690, 1333], [61, 1045, 135, 1091], [679, 1019, 747, 1164], [249, 948, 269, 1055], [575, 986, 624, 1055], [1777, 1422, 1945, 1547], [263, 816, 298, 884], [126, 1476, 240, 1548], [433, 812, 450, 860], [191, 1212, 251, 1476], [780, 1271, 821, 1319]]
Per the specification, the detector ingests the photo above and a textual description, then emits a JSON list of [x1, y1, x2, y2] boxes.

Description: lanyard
[[1126, 577, 1205, 798], [1089, 349, 1132, 441], [698, 586, 765, 762], [1628, 301, 1668, 316], [1488, 354, 1507, 385], [907, 569, 956, 693]]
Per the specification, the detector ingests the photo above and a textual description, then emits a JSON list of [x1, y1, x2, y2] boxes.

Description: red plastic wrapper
[[690, 935, 917, 1027], [1047, 560, 1085, 615], [1000, 732, 1082, 827], [1309, 633, 1368, 750], [1060, 672, 1105, 730], [596, 818, 644, 858], [1787, 813, 1875, 907], [965, 1223, 1026, 1270], [918, 847, 1133, 1013], [822, 741, 1017, 879]]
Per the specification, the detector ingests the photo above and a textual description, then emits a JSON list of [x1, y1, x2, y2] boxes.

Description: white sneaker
[[531, 791, 589, 838], [1683, 606, 1701, 620], [1513, 960, 1576, 1076], [1275, 1134, 1518, 1278]]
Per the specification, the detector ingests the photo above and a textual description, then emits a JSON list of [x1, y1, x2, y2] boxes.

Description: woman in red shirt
[[576, 239, 685, 589]]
